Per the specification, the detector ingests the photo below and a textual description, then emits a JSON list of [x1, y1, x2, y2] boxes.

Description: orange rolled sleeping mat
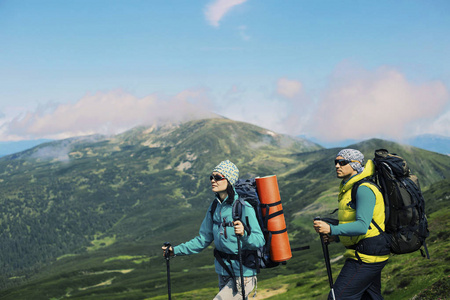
[[255, 175, 292, 262]]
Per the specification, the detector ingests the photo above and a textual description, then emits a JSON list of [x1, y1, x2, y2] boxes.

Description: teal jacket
[[174, 190, 265, 277]]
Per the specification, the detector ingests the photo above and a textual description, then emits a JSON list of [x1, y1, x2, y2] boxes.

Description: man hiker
[[313, 149, 390, 299], [162, 160, 265, 299]]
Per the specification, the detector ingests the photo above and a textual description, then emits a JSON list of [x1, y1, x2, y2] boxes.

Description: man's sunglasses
[[210, 174, 227, 181], [335, 159, 359, 166]]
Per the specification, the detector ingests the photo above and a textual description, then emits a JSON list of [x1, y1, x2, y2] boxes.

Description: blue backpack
[[210, 178, 282, 273]]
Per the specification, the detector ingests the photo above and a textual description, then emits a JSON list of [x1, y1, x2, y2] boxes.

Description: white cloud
[[221, 66, 449, 142], [277, 78, 303, 99], [410, 108, 450, 137], [205, 0, 248, 27], [307, 64, 450, 142], [220, 95, 291, 134], [217, 80, 313, 136], [1, 64, 448, 144], [0, 89, 216, 141]]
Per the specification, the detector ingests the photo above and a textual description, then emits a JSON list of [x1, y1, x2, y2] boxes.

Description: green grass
[[0, 205, 447, 300], [87, 235, 117, 252], [0, 120, 448, 299], [103, 255, 147, 264]]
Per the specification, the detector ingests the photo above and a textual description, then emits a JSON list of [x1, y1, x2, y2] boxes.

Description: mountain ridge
[[2, 127, 449, 159]]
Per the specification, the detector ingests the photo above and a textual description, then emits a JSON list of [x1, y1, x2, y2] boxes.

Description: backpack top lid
[[374, 148, 410, 177], [234, 178, 259, 207]]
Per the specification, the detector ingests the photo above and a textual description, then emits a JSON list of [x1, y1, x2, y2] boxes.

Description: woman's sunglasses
[[210, 174, 227, 181], [335, 159, 359, 166]]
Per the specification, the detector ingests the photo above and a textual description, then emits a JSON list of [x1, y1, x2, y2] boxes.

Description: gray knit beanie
[[212, 160, 239, 185], [336, 149, 365, 173]]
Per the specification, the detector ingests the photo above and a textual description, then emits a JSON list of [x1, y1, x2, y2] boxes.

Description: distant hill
[[305, 134, 450, 155], [407, 134, 450, 155], [0, 118, 448, 299], [1, 133, 448, 159]]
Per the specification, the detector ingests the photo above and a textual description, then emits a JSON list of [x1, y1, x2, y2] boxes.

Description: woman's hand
[[162, 245, 174, 257], [233, 220, 244, 236]]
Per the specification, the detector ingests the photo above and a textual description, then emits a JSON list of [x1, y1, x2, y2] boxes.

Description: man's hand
[[322, 234, 336, 244], [313, 220, 331, 235]]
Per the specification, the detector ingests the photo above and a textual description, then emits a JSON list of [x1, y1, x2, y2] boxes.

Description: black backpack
[[210, 178, 283, 272], [352, 149, 430, 258]]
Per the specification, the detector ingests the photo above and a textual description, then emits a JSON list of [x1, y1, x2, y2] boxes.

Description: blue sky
[[0, 0, 449, 144]]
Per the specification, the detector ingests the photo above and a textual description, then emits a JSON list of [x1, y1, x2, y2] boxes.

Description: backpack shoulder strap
[[209, 198, 219, 220], [351, 178, 385, 235], [350, 178, 380, 207], [232, 197, 252, 235], [232, 197, 244, 221]]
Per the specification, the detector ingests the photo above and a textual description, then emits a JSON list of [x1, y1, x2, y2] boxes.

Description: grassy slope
[[2, 174, 445, 300], [0, 120, 449, 299]]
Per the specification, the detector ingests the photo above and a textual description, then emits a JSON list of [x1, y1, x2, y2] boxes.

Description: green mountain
[[0, 118, 448, 300]]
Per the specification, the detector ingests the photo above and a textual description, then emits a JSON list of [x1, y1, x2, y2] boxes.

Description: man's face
[[335, 156, 357, 180]]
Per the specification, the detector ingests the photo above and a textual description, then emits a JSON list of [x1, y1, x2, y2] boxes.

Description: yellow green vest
[[338, 160, 390, 263]]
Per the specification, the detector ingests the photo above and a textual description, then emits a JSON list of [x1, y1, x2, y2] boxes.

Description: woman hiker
[[162, 160, 265, 299], [313, 149, 390, 299]]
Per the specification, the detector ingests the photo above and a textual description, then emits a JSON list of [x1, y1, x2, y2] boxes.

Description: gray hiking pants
[[214, 275, 257, 300]]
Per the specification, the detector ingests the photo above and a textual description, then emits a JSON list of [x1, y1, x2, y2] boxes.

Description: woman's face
[[210, 172, 228, 193]]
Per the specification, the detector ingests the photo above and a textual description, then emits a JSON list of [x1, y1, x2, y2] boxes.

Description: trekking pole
[[237, 235, 246, 300], [163, 242, 172, 300], [314, 217, 336, 300]]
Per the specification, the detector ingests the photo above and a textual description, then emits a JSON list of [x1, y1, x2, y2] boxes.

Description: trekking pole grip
[[164, 242, 172, 260], [314, 216, 327, 238]]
